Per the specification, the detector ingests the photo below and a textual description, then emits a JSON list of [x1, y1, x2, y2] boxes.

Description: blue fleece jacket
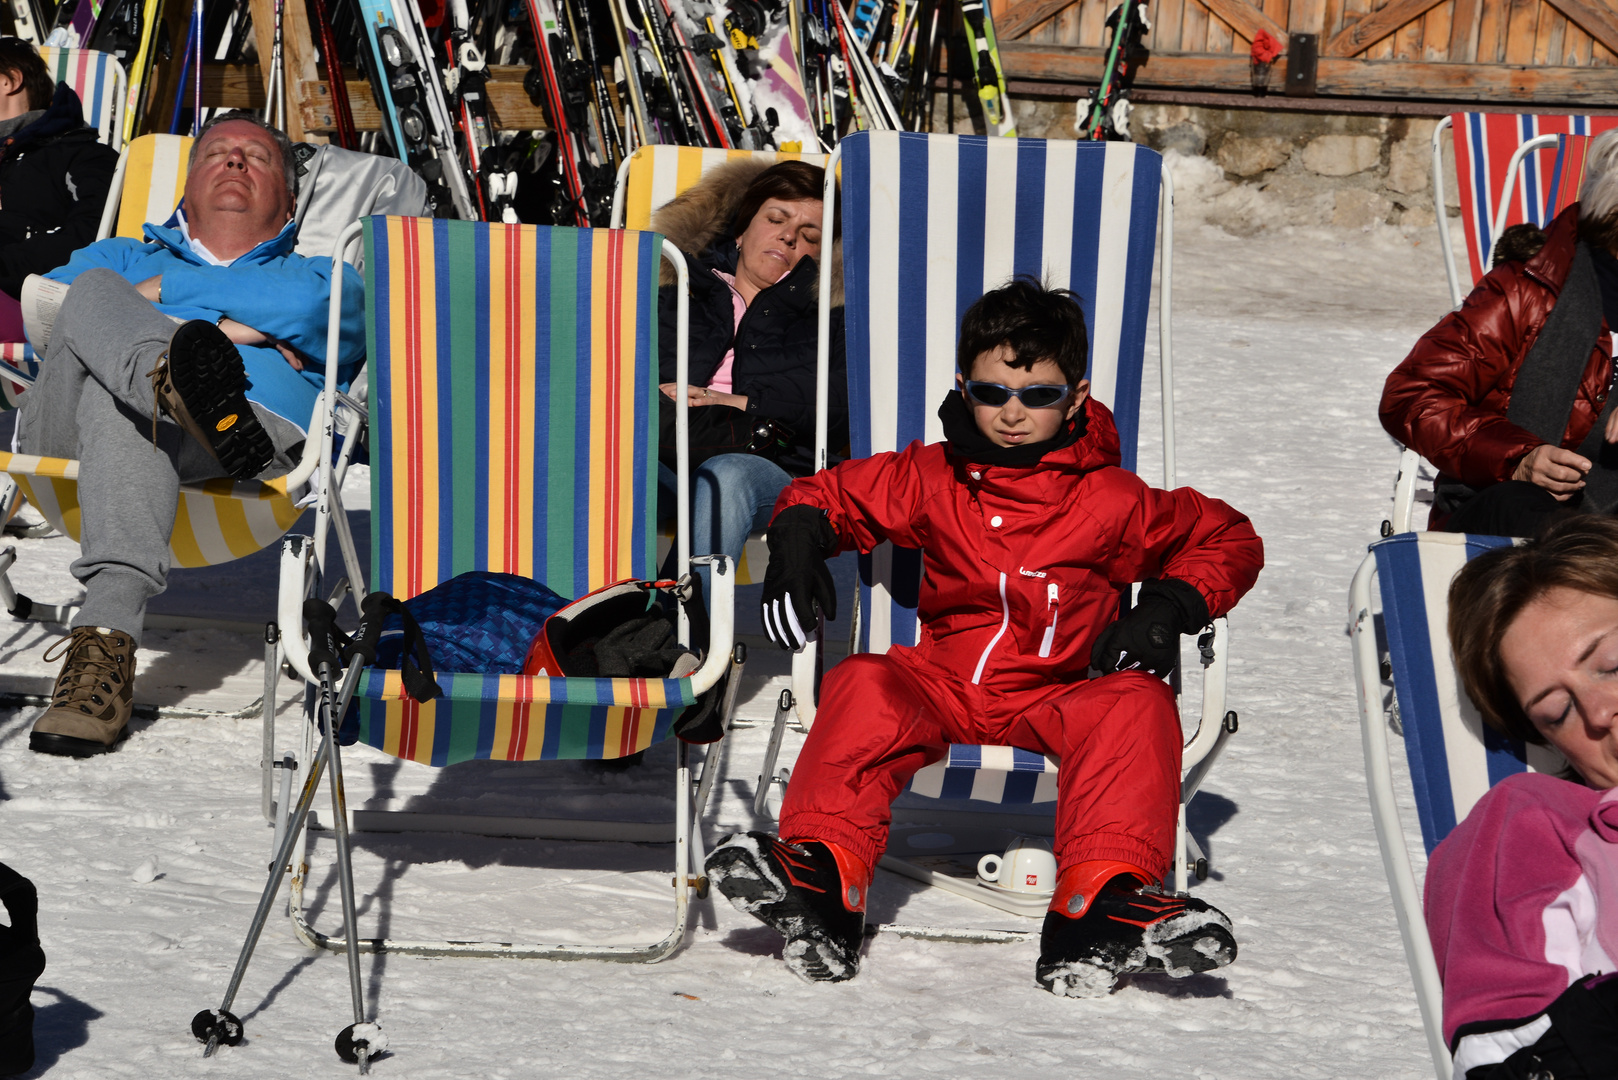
[[46, 204, 365, 428]]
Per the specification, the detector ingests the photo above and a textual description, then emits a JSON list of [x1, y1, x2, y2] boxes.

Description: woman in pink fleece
[[1440, 516, 1618, 1080]]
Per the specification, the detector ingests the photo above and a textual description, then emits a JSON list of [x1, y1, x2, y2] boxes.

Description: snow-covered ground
[[0, 208, 1455, 1078]]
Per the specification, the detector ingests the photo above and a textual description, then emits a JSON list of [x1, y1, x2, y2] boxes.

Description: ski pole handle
[[349, 592, 394, 668], [303, 598, 345, 675]]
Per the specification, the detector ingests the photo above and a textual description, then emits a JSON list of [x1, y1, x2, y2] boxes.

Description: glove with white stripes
[[760, 505, 839, 652], [1089, 578, 1210, 677]]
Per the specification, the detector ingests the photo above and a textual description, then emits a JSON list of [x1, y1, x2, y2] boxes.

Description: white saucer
[[974, 878, 1056, 898]]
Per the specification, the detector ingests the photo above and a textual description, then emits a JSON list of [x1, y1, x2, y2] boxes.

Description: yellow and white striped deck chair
[[610, 145, 831, 586], [0, 134, 313, 621]]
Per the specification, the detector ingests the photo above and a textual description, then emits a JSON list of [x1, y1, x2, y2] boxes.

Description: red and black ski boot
[[705, 832, 868, 983], [0, 863, 45, 1076], [1035, 860, 1236, 997]]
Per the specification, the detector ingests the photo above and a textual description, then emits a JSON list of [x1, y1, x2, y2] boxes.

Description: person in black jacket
[[0, 38, 118, 339], [653, 159, 847, 613]]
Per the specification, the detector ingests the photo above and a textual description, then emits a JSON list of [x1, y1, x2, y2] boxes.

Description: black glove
[[1089, 578, 1210, 677], [760, 505, 838, 651]]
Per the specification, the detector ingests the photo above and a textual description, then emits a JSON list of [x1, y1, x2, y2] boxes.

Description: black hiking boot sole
[[1036, 918, 1237, 997], [29, 725, 131, 757], [155, 321, 274, 481], [706, 838, 862, 983]]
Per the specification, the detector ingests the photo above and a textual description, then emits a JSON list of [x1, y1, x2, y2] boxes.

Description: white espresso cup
[[976, 836, 1057, 894]]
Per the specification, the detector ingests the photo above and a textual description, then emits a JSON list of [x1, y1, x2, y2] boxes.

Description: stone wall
[[931, 93, 1462, 237]]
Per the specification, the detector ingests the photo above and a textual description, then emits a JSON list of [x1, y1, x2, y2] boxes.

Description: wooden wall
[[991, 0, 1618, 102]]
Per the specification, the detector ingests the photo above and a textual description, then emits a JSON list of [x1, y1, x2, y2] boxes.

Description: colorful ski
[[1077, 0, 1149, 141], [958, 0, 1012, 137]]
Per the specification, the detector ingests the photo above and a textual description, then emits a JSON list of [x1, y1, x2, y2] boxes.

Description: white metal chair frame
[[261, 220, 735, 966], [1349, 547, 1451, 1080]]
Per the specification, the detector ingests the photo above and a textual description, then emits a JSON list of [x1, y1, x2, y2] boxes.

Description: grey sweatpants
[[16, 268, 304, 644]]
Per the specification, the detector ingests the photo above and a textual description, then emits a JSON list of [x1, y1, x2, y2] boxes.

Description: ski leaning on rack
[[349, 0, 477, 218], [1076, 0, 1148, 141], [957, 0, 1012, 137], [522, 0, 605, 223], [8, 0, 49, 44]]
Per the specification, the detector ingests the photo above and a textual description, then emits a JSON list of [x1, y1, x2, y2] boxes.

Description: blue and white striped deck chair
[[763, 131, 1236, 920], [1350, 531, 1569, 1080]]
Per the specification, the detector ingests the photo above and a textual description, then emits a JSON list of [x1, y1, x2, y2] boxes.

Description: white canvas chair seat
[[1350, 530, 1569, 1080], [0, 454, 304, 568]]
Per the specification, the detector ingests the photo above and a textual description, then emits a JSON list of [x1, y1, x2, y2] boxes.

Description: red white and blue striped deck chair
[[1434, 113, 1618, 309], [758, 131, 1238, 926], [1350, 531, 1569, 1080], [1393, 124, 1612, 534], [272, 217, 735, 964]]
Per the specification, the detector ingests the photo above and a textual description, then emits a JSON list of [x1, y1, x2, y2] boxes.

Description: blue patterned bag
[[370, 571, 569, 674]]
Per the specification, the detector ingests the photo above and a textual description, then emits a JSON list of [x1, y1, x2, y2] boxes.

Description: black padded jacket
[[657, 239, 849, 476], [0, 83, 118, 298]]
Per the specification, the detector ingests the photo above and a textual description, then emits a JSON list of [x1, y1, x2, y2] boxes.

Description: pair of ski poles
[[192, 592, 435, 1073]]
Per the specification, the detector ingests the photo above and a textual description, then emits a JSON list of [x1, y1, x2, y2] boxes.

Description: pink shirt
[[707, 269, 748, 394]]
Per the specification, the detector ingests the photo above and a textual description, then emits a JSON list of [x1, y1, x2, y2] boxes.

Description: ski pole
[[191, 596, 393, 1066]]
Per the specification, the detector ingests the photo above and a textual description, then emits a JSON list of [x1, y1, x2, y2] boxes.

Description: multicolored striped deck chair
[[1434, 113, 1618, 307], [1350, 531, 1568, 1080], [609, 143, 832, 586], [37, 47, 125, 148], [0, 134, 312, 626], [274, 217, 734, 963], [756, 132, 1237, 926]]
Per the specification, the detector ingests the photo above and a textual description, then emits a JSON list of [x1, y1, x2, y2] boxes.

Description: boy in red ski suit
[[705, 279, 1264, 994]]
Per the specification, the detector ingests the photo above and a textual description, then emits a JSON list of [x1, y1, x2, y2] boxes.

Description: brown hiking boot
[[29, 627, 137, 757], [147, 320, 274, 481]]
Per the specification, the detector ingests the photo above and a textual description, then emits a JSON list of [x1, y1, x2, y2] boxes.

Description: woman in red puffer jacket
[[1381, 133, 1618, 535]]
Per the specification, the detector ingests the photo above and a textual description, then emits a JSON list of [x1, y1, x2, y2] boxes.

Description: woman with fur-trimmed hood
[[652, 159, 847, 607]]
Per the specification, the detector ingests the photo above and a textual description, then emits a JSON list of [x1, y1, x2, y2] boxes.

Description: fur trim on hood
[[650, 157, 842, 307]]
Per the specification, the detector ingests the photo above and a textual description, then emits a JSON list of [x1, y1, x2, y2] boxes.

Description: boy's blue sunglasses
[[963, 381, 1072, 409]]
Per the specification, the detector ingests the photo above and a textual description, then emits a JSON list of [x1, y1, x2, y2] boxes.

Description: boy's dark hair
[[956, 276, 1089, 386], [0, 38, 54, 113]]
